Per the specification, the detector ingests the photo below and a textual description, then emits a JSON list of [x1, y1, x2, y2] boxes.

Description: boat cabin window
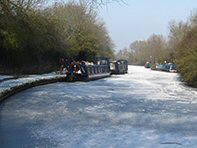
[[102, 60, 107, 65]]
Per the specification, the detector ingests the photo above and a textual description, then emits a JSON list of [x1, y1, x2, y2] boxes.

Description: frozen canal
[[0, 65, 197, 148]]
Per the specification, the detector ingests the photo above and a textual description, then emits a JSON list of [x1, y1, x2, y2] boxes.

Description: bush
[[175, 26, 197, 86]]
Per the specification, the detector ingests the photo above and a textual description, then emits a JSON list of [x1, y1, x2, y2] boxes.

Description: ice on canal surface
[[0, 66, 197, 148]]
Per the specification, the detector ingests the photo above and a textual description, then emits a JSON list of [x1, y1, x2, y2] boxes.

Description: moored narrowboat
[[150, 63, 177, 73], [110, 59, 128, 74], [66, 57, 111, 81], [145, 62, 152, 68]]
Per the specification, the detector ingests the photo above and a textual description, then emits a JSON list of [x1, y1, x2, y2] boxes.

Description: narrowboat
[[150, 63, 177, 72], [162, 63, 177, 72], [145, 62, 152, 68], [110, 59, 128, 74], [66, 57, 111, 81]]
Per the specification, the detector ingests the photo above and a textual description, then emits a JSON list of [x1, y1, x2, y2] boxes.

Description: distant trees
[[0, 0, 114, 74], [49, 0, 123, 6], [116, 11, 197, 87], [117, 34, 167, 65]]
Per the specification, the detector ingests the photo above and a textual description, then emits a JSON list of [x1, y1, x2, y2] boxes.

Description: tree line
[[116, 11, 197, 87], [0, 0, 114, 74]]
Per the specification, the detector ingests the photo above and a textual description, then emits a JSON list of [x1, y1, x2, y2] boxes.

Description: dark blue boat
[[150, 63, 177, 73], [110, 59, 128, 74], [66, 57, 111, 81], [162, 63, 177, 72]]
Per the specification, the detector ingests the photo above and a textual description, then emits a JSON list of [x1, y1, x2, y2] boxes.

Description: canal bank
[[0, 74, 67, 102]]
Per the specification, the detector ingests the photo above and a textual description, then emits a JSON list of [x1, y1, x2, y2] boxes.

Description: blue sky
[[98, 0, 197, 51]]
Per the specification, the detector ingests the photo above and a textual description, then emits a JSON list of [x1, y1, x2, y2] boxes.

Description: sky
[[98, 0, 197, 51]]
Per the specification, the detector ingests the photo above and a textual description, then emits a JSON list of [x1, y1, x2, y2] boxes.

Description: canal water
[[0, 66, 197, 148]]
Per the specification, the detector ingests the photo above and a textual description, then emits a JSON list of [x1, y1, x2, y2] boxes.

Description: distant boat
[[145, 62, 152, 68], [162, 63, 177, 72], [150, 63, 177, 73], [110, 59, 128, 74]]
